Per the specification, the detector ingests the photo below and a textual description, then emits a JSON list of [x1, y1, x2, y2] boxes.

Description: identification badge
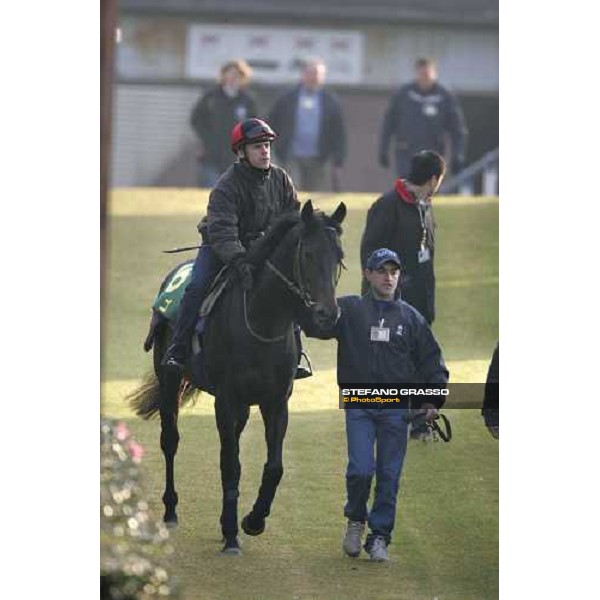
[[370, 326, 390, 342], [423, 103, 438, 117], [301, 96, 316, 110], [418, 247, 431, 263]]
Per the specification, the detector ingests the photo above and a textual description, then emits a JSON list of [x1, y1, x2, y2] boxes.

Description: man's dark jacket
[[190, 86, 258, 172], [303, 293, 449, 407], [481, 343, 499, 427], [199, 160, 300, 264], [360, 183, 436, 323], [267, 86, 347, 167], [379, 81, 468, 170]]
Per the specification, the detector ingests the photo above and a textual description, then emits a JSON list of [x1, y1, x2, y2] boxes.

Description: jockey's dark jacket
[[302, 293, 449, 407], [199, 160, 300, 264]]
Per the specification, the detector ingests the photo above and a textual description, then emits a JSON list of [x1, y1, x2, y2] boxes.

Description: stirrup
[[295, 351, 313, 380]]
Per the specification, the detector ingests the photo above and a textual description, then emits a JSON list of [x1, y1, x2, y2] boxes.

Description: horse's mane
[[246, 207, 344, 266], [246, 211, 301, 265]]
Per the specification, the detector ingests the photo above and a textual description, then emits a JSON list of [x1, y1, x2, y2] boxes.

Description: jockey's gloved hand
[[232, 255, 254, 291]]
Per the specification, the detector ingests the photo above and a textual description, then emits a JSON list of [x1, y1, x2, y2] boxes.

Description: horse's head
[[295, 200, 347, 329]]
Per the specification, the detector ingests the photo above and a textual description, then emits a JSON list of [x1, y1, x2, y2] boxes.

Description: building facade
[[113, 0, 498, 191]]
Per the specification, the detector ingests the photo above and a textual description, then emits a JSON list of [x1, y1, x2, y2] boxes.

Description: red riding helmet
[[230, 118, 277, 153]]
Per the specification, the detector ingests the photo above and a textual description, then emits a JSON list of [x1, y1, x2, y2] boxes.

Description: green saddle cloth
[[152, 261, 194, 320]]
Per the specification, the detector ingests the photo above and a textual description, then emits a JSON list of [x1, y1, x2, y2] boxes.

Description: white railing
[[441, 148, 499, 196]]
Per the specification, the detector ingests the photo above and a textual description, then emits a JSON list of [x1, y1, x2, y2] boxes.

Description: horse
[[128, 200, 346, 555]]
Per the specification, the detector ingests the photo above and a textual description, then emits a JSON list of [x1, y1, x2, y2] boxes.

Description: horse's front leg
[[242, 398, 289, 536], [215, 397, 248, 555], [159, 370, 182, 526]]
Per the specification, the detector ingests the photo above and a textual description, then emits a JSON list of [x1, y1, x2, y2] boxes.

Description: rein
[[266, 226, 344, 308], [266, 239, 315, 308], [243, 226, 343, 343], [431, 413, 452, 442], [403, 410, 452, 443]]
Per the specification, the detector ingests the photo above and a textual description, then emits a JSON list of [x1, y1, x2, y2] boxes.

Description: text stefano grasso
[[341, 388, 449, 396]]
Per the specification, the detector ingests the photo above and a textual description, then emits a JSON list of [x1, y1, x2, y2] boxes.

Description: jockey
[[164, 118, 312, 379]]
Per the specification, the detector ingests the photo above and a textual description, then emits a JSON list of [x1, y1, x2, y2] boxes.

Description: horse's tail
[[127, 372, 162, 419], [126, 373, 201, 420]]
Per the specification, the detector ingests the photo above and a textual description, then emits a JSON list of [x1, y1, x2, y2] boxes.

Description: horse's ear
[[331, 202, 347, 224], [301, 199, 314, 223]]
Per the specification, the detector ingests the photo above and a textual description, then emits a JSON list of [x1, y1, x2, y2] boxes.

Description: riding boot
[[164, 284, 206, 370], [164, 245, 222, 371], [294, 324, 313, 380]]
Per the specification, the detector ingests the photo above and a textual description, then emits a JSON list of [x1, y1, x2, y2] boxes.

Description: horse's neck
[[247, 243, 297, 335]]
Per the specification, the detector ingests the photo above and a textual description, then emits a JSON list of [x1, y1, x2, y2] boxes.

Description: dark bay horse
[[129, 200, 346, 555]]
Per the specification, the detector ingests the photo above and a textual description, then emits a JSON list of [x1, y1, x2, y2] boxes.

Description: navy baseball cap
[[366, 248, 402, 270]]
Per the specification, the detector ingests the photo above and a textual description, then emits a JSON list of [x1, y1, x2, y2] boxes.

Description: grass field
[[102, 188, 498, 600]]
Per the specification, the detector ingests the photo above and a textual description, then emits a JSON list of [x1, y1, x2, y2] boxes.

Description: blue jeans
[[166, 245, 222, 363], [344, 407, 409, 544]]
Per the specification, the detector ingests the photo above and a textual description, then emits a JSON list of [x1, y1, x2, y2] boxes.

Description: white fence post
[[483, 166, 498, 196]]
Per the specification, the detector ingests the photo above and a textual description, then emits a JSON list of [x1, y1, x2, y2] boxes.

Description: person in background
[[379, 57, 467, 178], [302, 248, 449, 562], [360, 150, 446, 326], [268, 57, 347, 192], [190, 59, 258, 188], [482, 343, 499, 439]]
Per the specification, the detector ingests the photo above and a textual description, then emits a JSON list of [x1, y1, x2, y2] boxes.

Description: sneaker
[[342, 520, 365, 557], [368, 536, 389, 562]]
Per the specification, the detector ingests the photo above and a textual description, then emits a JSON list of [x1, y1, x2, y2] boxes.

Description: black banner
[[338, 383, 497, 409]]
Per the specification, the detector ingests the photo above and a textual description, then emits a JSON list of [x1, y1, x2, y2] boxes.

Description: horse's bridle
[[265, 226, 344, 308], [243, 226, 344, 343]]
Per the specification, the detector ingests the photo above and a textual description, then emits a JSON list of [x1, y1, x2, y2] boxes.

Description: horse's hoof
[[221, 538, 242, 556], [163, 514, 178, 528], [242, 514, 265, 536]]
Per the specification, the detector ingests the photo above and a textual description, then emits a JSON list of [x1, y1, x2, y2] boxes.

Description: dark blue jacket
[[267, 86, 347, 167], [303, 293, 448, 404], [379, 81, 468, 170]]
